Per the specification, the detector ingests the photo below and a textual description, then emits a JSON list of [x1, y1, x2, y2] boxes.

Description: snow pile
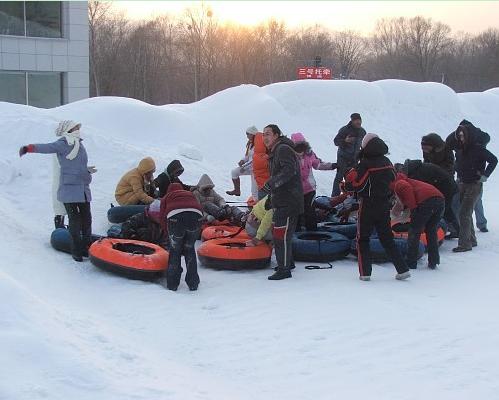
[[1, 79, 499, 400]]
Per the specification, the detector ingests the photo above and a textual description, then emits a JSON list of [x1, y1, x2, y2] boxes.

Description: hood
[[421, 133, 445, 151], [167, 182, 183, 195], [455, 120, 490, 147], [271, 136, 295, 153], [196, 174, 215, 191], [402, 159, 423, 176], [137, 157, 156, 175], [291, 132, 306, 143], [253, 133, 267, 154], [166, 159, 184, 177], [361, 136, 388, 158]]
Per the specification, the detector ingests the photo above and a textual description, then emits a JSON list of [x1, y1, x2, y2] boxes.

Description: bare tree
[[88, 0, 111, 96], [332, 30, 366, 79]]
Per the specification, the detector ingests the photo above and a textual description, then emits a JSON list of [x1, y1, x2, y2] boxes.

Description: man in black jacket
[[397, 159, 458, 236], [449, 124, 497, 252], [421, 133, 455, 177], [262, 124, 304, 280], [332, 113, 366, 196], [154, 159, 191, 198], [345, 133, 410, 281]]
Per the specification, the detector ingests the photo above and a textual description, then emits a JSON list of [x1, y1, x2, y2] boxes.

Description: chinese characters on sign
[[297, 67, 332, 80]]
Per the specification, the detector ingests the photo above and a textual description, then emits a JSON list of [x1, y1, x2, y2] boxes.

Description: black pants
[[166, 211, 202, 289], [64, 202, 92, 258], [407, 196, 445, 268], [443, 190, 459, 234], [298, 191, 317, 231], [272, 207, 298, 271], [357, 197, 408, 277]]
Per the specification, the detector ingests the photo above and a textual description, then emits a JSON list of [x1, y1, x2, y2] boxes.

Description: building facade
[[0, 1, 89, 108]]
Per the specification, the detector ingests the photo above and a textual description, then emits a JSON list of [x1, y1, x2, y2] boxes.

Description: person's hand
[[88, 166, 97, 174], [262, 154, 269, 160], [19, 146, 28, 157], [246, 213, 256, 224], [344, 136, 356, 144], [245, 238, 261, 247], [238, 160, 245, 167], [338, 208, 351, 222], [479, 175, 488, 183]]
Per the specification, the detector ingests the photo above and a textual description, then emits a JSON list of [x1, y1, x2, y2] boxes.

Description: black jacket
[[154, 160, 191, 198], [266, 137, 304, 216], [446, 119, 490, 150], [344, 137, 395, 200], [421, 133, 455, 176], [402, 159, 457, 198], [333, 122, 366, 169]]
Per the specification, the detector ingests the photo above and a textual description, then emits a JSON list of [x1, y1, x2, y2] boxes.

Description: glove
[[88, 166, 97, 174], [479, 175, 488, 183], [19, 145, 28, 157], [262, 182, 271, 194], [264, 195, 272, 210]]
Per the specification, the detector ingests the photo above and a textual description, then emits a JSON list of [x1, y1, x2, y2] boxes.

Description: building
[[0, 1, 89, 108]]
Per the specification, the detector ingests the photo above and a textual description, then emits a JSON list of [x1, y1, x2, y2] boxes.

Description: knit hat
[[350, 113, 361, 121], [290, 132, 306, 143], [55, 120, 81, 160], [361, 133, 378, 148], [246, 126, 259, 135]]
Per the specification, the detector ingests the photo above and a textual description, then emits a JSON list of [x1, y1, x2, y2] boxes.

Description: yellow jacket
[[251, 196, 273, 240], [115, 157, 156, 206]]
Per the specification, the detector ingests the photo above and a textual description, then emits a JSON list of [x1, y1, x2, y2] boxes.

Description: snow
[[1, 79, 499, 400]]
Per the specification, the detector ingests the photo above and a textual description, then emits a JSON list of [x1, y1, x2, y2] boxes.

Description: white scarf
[[55, 120, 81, 160]]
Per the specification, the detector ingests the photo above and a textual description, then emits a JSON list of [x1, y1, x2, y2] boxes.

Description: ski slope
[[1, 79, 499, 400]]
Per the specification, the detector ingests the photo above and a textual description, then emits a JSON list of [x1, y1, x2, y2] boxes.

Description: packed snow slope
[[1, 79, 499, 400]]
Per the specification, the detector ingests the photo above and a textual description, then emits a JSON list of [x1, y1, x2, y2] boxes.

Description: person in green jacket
[[245, 195, 273, 246]]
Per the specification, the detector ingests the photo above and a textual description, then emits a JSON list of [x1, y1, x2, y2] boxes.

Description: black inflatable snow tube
[[50, 228, 103, 255], [350, 235, 424, 263], [318, 221, 357, 240], [107, 205, 146, 223], [292, 231, 351, 262]]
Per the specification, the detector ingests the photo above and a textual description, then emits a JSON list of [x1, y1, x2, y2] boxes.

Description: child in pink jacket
[[291, 132, 336, 230]]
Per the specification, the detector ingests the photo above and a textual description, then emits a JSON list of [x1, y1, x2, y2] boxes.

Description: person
[[447, 120, 492, 233], [448, 124, 497, 252], [261, 124, 304, 280], [396, 159, 458, 236], [344, 133, 410, 281], [245, 195, 274, 246], [193, 174, 247, 226], [332, 113, 366, 196], [291, 132, 336, 231], [159, 183, 203, 291], [252, 132, 270, 201], [226, 126, 259, 197], [154, 159, 191, 198], [392, 173, 445, 270], [115, 157, 156, 206], [19, 120, 95, 262]]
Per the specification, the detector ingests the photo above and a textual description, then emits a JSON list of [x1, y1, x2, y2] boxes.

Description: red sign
[[297, 67, 332, 80]]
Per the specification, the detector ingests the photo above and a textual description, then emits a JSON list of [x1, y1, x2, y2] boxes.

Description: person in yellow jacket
[[245, 195, 273, 246], [115, 157, 157, 206]]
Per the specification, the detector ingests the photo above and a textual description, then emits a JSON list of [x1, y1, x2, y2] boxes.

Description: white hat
[[246, 126, 259, 135], [56, 120, 80, 137]]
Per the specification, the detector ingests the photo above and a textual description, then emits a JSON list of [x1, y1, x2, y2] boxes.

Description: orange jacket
[[252, 133, 270, 189]]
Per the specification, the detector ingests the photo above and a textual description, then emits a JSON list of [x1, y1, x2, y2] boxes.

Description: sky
[[112, 1, 499, 35]]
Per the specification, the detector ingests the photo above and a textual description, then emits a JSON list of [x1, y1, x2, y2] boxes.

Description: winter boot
[[54, 215, 65, 229], [268, 269, 292, 280], [452, 246, 472, 253], [359, 276, 371, 281], [226, 178, 241, 196], [396, 271, 411, 280]]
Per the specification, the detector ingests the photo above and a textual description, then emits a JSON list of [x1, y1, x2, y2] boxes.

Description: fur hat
[[350, 113, 361, 121], [290, 132, 306, 143], [361, 133, 378, 148], [246, 126, 259, 135]]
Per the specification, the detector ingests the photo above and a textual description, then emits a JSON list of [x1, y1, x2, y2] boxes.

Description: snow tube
[[201, 225, 250, 241], [292, 231, 351, 262], [350, 236, 424, 263], [318, 221, 357, 240], [392, 227, 446, 247], [197, 237, 272, 270], [50, 228, 103, 255], [89, 238, 168, 281], [107, 205, 146, 223], [313, 195, 334, 211]]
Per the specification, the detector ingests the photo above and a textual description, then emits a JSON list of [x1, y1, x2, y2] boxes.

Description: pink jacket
[[298, 151, 334, 194]]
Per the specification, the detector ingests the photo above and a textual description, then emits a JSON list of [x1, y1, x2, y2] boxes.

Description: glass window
[[26, 1, 62, 38], [0, 71, 27, 105], [28, 72, 62, 108], [0, 1, 25, 36]]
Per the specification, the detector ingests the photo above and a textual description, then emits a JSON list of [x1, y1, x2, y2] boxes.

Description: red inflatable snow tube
[[89, 238, 169, 281], [197, 237, 272, 270], [392, 226, 446, 246], [201, 225, 250, 241]]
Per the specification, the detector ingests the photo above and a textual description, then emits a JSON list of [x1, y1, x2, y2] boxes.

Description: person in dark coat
[[392, 173, 445, 270], [449, 124, 497, 252], [447, 120, 491, 232], [345, 133, 410, 281], [154, 159, 191, 198], [421, 133, 455, 176], [159, 183, 203, 291], [396, 159, 458, 236], [261, 124, 304, 280], [332, 113, 366, 196], [19, 120, 94, 262]]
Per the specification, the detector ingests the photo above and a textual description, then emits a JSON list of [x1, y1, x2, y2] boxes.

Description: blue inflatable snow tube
[[107, 205, 146, 223], [350, 235, 424, 263], [292, 231, 351, 262], [50, 228, 103, 255], [318, 221, 357, 240], [313, 196, 334, 211]]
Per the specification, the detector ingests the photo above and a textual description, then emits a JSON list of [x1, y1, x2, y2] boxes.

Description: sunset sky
[[113, 1, 499, 34]]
